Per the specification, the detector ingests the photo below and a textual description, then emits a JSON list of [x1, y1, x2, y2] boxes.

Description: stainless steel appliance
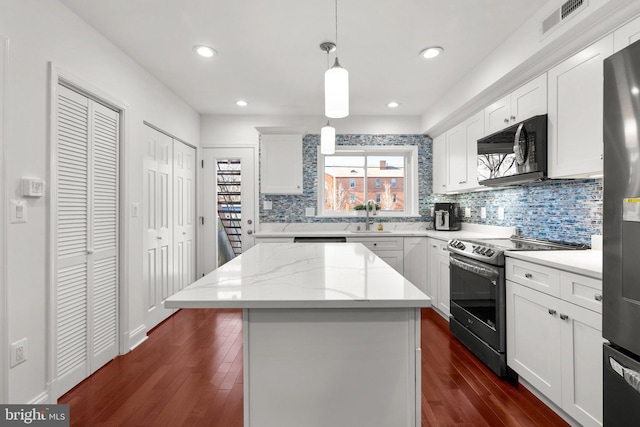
[[448, 236, 586, 377], [477, 114, 547, 187], [603, 38, 640, 425], [433, 202, 461, 231]]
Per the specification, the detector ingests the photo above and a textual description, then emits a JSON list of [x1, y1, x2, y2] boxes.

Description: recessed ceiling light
[[632, 87, 640, 95], [236, 100, 248, 107], [193, 45, 217, 58], [419, 46, 444, 59], [387, 101, 400, 108]]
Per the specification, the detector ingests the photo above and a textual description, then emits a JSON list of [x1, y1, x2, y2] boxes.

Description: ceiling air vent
[[541, 0, 588, 38]]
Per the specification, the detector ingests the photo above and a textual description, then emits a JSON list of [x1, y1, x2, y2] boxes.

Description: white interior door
[[173, 141, 196, 294], [143, 125, 173, 329], [202, 147, 256, 276], [53, 84, 119, 398]]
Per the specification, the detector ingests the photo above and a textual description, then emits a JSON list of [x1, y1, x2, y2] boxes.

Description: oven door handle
[[450, 255, 500, 281]]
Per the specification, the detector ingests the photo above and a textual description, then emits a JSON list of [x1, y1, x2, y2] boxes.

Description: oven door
[[449, 253, 505, 352]]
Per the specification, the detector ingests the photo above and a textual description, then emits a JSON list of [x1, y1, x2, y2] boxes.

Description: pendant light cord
[[335, 0, 339, 53]]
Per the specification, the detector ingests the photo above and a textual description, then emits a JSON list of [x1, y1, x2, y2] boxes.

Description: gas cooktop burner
[[447, 235, 587, 266]]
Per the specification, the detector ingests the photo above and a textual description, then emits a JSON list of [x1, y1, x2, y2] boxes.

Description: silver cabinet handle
[[600, 154, 603, 160], [459, 181, 466, 184], [548, 309, 557, 316], [432, 245, 437, 248], [595, 294, 603, 301], [156, 236, 162, 240], [511, 115, 516, 121], [560, 314, 569, 320], [504, 118, 509, 123], [524, 273, 533, 279], [247, 219, 253, 225], [247, 230, 253, 235], [87, 249, 94, 255]]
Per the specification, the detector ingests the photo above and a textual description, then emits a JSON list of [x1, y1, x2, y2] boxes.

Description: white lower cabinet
[[348, 237, 404, 274], [506, 258, 603, 427], [403, 237, 428, 295], [427, 238, 450, 317]]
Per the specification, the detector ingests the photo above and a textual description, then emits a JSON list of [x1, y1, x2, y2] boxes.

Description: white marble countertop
[[165, 243, 431, 309], [506, 250, 602, 279]]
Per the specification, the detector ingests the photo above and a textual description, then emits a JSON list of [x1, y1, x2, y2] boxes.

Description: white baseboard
[[518, 377, 579, 427], [128, 324, 148, 351], [28, 391, 49, 405]]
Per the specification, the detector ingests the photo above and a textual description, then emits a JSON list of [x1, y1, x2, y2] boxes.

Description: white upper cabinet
[[614, 15, 640, 53], [432, 111, 483, 194], [548, 34, 614, 178], [484, 74, 547, 135], [259, 131, 303, 194], [432, 134, 448, 194], [448, 111, 483, 192]]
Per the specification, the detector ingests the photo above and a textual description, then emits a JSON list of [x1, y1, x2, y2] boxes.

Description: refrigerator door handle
[[610, 356, 640, 394]]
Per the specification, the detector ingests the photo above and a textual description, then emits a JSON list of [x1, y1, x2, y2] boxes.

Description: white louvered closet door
[[54, 84, 119, 398], [144, 125, 173, 329], [173, 141, 196, 294]]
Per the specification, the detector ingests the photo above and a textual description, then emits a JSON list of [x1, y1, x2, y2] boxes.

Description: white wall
[[421, 0, 640, 136], [200, 114, 423, 147], [0, 0, 200, 403]]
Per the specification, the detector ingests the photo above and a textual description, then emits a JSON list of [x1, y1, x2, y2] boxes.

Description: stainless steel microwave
[[477, 114, 547, 187]]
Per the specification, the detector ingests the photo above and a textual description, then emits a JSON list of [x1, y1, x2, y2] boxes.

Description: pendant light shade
[[321, 121, 336, 154], [325, 58, 349, 118]]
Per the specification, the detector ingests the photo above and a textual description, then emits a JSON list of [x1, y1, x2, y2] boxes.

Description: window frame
[[317, 146, 419, 217]]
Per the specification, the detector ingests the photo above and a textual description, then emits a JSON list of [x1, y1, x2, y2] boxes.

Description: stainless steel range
[[447, 235, 586, 377]]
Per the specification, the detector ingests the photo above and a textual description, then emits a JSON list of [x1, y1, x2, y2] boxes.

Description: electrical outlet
[[10, 338, 27, 368], [481, 207, 487, 219], [464, 207, 471, 218], [498, 206, 505, 220], [430, 207, 435, 217]]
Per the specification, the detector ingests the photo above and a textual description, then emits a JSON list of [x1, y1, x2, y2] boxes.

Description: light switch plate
[[305, 207, 315, 217], [464, 207, 471, 217], [10, 200, 27, 223], [498, 206, 505, 220], [263, 201, 272, 210]]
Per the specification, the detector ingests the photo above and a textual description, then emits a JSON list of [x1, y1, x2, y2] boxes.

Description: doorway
[[202, 147, 256, 275]]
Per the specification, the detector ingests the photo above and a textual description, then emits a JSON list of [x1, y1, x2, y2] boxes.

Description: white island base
[[165, 243, 429, 426], [244, 307, 421, 427]]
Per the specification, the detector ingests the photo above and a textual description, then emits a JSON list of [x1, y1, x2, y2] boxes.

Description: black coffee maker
[[433, 203, 461, 231]]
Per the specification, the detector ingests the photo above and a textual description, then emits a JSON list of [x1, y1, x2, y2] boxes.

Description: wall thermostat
[[22, 177, 45, 197]]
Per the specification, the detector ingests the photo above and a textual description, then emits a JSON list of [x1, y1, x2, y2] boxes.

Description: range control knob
[[486, 249, 495, 257]]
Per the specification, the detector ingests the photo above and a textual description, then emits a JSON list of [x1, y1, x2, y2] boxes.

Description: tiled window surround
[[259, 134, 602, 246]]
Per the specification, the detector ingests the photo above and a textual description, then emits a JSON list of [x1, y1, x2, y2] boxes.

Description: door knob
[[504, 118, 509, 123], [247, 230, 253, 235], [157, 236, 162, 240], [548, 309, 556, 316], [87, 249, 94, 255], [560, 314, 569, 321], [247, 219, 253, 225]]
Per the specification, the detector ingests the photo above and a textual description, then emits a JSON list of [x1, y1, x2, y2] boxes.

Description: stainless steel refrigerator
[[603, 38, 640, 425]]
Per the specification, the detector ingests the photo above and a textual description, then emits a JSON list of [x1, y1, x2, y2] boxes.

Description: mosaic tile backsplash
[[259, 134, 602, 246]]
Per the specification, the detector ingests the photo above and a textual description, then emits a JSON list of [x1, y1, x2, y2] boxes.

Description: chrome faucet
[[365, 199, 377, 231]]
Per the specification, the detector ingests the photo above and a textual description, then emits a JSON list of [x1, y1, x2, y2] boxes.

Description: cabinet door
[[484, 95, 510, 135], [447, 124, 467, 190], [436, 252, 450, 317], [506, 281, 562, 405], [432, 134, 447, 194], [461, 111, 483, 191], [374, 250, 404, 275], [510, 74, 547, 123], [427, 239, 439, 307], [548, 35, 614, 178], [403, 237, 428, 296], [614, 15, 640, 53], [260, 133, 303, 194], [560, 301, 604, 427]]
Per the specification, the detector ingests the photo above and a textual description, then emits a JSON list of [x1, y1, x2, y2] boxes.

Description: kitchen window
[[318, 146, 418, 217]]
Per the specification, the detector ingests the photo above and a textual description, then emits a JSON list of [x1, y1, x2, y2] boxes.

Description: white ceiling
[[59, 0, 548, 117]]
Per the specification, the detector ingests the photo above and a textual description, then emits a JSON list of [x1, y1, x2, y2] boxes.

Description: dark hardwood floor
[[59, 308, 569, 426]]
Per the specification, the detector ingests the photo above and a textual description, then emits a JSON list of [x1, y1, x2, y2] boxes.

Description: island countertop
[[165, 242, 431, 309]]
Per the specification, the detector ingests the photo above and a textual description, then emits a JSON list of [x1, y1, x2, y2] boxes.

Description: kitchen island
[[165, 242, 430, 427]]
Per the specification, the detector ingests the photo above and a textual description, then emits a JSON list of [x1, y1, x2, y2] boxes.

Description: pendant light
[[324, 0, 349, 118], [321, 120, 336, 154]]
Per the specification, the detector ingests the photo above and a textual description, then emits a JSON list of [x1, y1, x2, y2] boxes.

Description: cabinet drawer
[[560, 271, 602, 313], [348, 237, 403, 251], [506, 258, 561, 297]]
